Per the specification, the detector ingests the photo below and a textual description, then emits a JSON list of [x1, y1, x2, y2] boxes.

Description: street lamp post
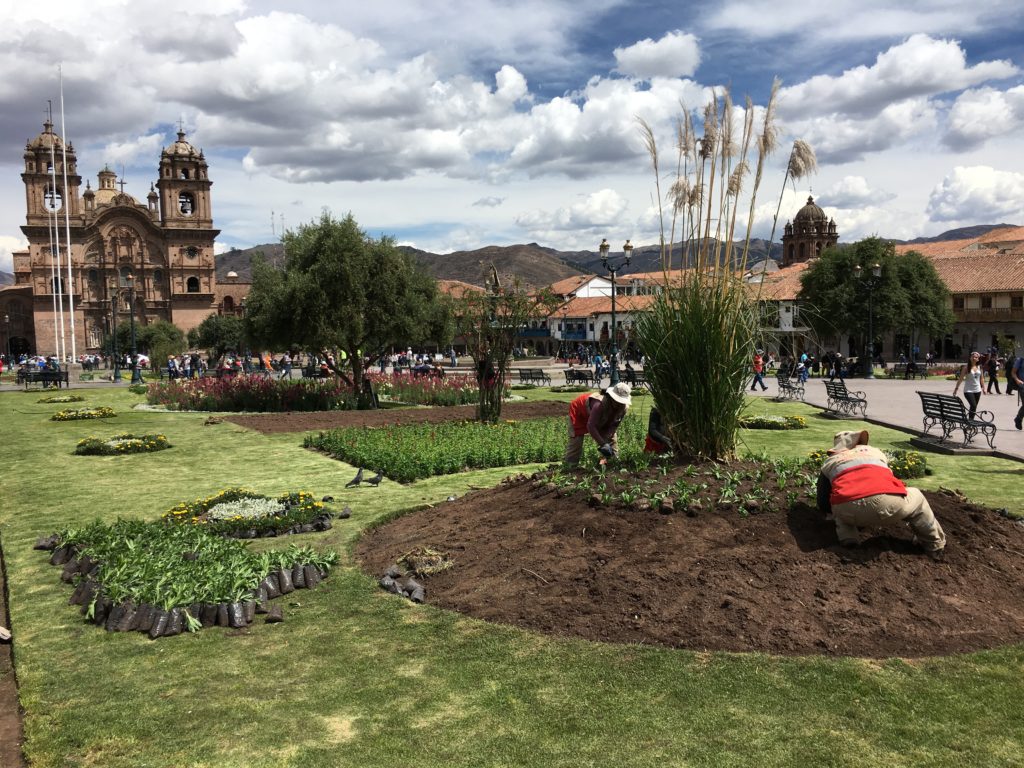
[[854, 262, 882, 379], [125, 274, 143, 384], [3, 314, 10, 370], [599, 238, 633, 385], [109, 282, 121, 382]]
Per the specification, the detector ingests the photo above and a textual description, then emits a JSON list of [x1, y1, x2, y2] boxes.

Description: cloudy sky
[[1, 0, 1023, 272]]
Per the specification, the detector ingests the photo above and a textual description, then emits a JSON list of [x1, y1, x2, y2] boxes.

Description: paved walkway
[[750, 375, 1024, 461]]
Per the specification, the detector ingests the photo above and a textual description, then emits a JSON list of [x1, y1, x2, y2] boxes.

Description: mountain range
[[1, 224, 1016, 290]]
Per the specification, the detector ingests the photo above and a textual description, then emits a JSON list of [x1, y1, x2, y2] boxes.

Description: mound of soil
[[225, 401, 567, 434], [358, 470, 1024, 657]]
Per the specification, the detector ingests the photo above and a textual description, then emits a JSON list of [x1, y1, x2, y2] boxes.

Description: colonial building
[[4, 121, 220, 356]]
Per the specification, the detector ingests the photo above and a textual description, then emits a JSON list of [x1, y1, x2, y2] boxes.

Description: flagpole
[[59, 64, 77, 361], [47, 101, 66, 360]]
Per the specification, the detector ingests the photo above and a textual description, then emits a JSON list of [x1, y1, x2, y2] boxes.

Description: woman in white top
[[953, 350, 986, 419]]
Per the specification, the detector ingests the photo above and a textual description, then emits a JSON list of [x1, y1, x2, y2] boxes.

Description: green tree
[[187, 314, 247, 361], [104, 319, 185, 368], [798, 238, 954, 355], [243, 211, 451, 392], [454, 272, 559, 422]]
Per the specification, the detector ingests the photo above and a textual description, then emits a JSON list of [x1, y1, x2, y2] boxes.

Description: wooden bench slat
[[916, 391, 996, 449], [823, 380, 867, 417]]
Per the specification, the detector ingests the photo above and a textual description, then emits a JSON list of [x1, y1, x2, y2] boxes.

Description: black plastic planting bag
[[262, 574, 281, 599], [228, 602, 246, 628], [165, 608, 183, 636], [278, 568, 294, 594], [49, 545, 72, 566], [134, 604, 156, 633], [243, 601, 256, 624], [149, 610, 170, 639], [304, 565, 320, 588], [216, 603, 230, 627], [93, 597, 113, 626], [292, 564, 306, 589], [116, 604, 138, 632], [105, 604, 126, 632], [200, 603, 218, 628]]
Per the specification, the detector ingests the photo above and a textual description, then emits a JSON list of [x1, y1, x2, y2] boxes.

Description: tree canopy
[[797, 237, 955, 347], [187, 314, 247, 361], [243, 211, 451, 388]]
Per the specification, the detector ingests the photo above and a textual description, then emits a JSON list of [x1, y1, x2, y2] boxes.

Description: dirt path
[[358, 470, 1024, 658], [225, 400, 568, 433], [0, 533, 26, 767]]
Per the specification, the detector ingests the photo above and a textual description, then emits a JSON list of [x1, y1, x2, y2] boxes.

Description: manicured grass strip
[[304, 413, 651, 482]]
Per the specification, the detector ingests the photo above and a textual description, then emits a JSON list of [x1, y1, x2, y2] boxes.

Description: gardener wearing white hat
[[564, 382, 632, 466], [817, 430, 946, 558]]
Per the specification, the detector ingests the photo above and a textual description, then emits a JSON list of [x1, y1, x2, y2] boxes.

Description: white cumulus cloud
[[823, 176, 896, 208], [614, 31, 701, 80], [926, 166, 1024, 223], [945, 85, 1024, 149]]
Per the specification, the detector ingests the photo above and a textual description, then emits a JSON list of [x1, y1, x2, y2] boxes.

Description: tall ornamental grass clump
[[147, 376, 359, 412], [634, 83, 816, 461]]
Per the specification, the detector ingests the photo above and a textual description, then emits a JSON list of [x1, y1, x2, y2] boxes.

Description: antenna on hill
[[271, 210, 275, 238], [280, 213, 285, 234]]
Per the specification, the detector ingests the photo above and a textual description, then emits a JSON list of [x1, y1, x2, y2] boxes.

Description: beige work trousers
[[564, 421, 618, 465], [832, 487, 946, 552]]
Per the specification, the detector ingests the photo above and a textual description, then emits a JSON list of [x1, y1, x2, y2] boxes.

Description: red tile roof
[[436, 279, 485, 298], [549, 275, 596, 296], [549, 294, 660, 318]]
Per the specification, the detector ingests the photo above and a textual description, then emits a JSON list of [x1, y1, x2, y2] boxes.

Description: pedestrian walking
[[750, 350, 768, 391], [986, 353, 1001, 394], [953, 350, 985, 420]]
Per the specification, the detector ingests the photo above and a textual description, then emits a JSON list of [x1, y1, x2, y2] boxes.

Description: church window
[[88, 269, 98, 283], [223, 296, 235, 313], [153, 269, 163, 285], [50, 276, 65, 294], [186, 276, 200, 293], [178, 192, 194, 215], [180, 169, 190, 179]]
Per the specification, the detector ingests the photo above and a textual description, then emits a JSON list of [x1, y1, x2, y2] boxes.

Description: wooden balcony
[[955, 306, 1024, 323]]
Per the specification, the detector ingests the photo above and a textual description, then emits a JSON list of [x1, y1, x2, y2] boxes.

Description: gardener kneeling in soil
[[817, 430, 946, 559], [644, 407, 674, 454], [565, 382, 632, 466]]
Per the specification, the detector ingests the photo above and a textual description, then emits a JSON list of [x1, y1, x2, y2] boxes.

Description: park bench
[[916, 391, 997, 449], [517, 368, 551, 386], [564, 369, 595, 387], [888, 363, 927, 380], [21, 369, 70, 390], [621, 368, 650, 389], [774, 372, 804, 401], [823, 380, 867, 417]]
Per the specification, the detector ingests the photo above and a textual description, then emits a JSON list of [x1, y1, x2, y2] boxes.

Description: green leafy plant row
[[46, 519, 338, 637], [38, 394, 86, 404], [304, 413, 653, 483]]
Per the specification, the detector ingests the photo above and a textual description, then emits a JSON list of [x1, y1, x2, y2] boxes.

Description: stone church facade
[[780, 196, 838, 266], [6, 121, 219, 356]]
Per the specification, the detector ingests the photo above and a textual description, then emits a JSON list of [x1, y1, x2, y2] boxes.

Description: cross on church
[[118, 177, 126, 193]]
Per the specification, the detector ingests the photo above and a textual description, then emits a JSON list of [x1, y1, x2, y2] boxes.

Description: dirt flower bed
[[38, 394, 85, 404], [358, 461, 1024, 658]]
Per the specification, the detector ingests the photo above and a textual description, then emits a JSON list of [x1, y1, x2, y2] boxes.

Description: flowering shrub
[[75, 433, 171, 455], [805, 448, 929, 479], [740, 415, 807, 430], [146, 377, 360, 412], [51, 407, 117, 421], [367, 372, 478, 406], [38, 394, 86, 404], [305, 413, 650, 482], [162, 488, 330, 537]]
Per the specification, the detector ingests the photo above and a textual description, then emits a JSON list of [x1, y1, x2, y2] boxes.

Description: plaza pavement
[[749, 374, 1024, 462]]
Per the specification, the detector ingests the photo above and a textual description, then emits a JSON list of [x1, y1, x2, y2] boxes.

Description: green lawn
[[2, 386, 1024, 767]]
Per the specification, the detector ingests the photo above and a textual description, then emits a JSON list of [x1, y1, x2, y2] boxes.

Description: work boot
[[1015, 418, 1022, 431], [926, 548, 945, 562]]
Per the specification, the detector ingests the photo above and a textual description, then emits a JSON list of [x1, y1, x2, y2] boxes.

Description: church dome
[[27, 120, 65, 151], [163, 130, 198, 157], [793, 195, 827, 224]]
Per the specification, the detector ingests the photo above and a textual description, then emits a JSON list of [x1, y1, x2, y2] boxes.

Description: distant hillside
[[403, 243, 584, 289], [215, 243, 285, 281], [900, 224, 1016, 244], [0, 270, 13, 287]]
